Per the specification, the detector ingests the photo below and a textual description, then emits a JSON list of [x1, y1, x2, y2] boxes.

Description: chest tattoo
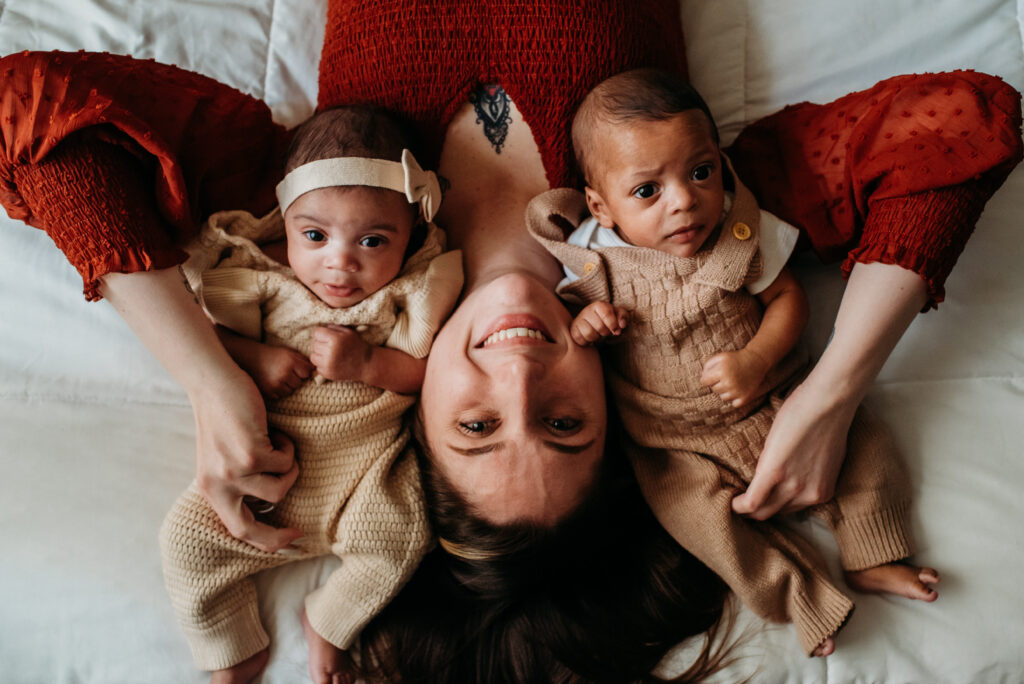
[[469, 83, 512, 153]]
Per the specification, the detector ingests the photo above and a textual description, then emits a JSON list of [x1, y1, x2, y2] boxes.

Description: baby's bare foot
[[812, 636, 836, 657], [301, 609, 354, 684], [210, 648, 269, 684], [845, 562, 940, 601]]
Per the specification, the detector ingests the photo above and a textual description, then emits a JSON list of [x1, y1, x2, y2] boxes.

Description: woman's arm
[[100, 266, 303, 552], [732, 261, 927, 520]]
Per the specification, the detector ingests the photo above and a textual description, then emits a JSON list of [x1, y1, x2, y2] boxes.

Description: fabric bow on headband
[[275, 148, 442, 222]]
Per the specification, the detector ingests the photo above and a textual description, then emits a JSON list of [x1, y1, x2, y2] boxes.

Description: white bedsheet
[[1, 2, 1022, 682]]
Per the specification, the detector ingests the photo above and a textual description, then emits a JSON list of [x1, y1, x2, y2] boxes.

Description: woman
[[0, 0, 1021, 678]]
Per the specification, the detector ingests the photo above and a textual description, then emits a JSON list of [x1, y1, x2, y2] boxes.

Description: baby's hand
[[310, 324, 371, 383], [700, 348, 770, 408], [571, 301, 630, 346], [253, 345, 314, 400]]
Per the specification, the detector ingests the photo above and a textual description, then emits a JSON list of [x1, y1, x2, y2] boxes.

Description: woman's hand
[[733, 262, 928, 520], [100, 267, 303, 552], [731, 378, 857, 520], [191, 367, 304, 552]]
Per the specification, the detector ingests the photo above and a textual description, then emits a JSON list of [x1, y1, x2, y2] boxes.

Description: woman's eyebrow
[[446, 442, 505, 456], [446, 438, 595, 456], [543, 439, 596, 454]]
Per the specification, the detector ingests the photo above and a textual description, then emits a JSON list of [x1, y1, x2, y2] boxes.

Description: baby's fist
[[571, 301, 630, 346]]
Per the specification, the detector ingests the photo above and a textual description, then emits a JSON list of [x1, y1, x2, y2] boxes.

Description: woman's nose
[[495, 354, 547, 394]]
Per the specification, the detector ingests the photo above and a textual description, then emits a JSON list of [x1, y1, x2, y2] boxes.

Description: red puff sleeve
[[0, 51, 289, 299], [728, 71, 1023, 308]]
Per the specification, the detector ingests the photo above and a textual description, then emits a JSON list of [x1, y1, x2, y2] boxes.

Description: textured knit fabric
[[527, 186, 914, 655], [1, 13, 1020, 301], [160, 213, 463, 670]]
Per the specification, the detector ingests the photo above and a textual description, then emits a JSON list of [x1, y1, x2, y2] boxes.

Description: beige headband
[[275, 148, 441, 222]]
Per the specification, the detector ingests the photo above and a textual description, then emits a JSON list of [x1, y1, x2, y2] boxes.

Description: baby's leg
[[845, 563, 939, 601], [630, 445, 853, 656], [160, 483, 303, 673], [301, 610, 355, 684], [817, 407, 916, 569], [818, 407, 940, 600]]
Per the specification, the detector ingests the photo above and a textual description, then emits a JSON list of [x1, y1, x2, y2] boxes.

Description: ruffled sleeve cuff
[[9, 134, 186, 301]]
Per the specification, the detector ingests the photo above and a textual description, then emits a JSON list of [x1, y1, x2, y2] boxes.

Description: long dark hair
[[347, 422, 733, 683]]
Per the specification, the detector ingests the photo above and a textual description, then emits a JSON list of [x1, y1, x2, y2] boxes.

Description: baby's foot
[[210, 648, 269, 684], [845, 562, 940, 601], [301, 609, 354, 684], [811, 636, 836, 658]]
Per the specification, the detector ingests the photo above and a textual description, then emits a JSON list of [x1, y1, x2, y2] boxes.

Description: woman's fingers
[[220, 497, 304, 553], [731, 475, 787, 520]]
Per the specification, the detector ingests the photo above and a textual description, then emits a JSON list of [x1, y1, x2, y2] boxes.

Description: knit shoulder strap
[[526, 188, 613, 304], [689, 155, 763, 291]]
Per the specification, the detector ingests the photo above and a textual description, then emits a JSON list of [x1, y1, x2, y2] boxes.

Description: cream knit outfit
[[527, 177, 914, 655], [159, 210, 463, 670]]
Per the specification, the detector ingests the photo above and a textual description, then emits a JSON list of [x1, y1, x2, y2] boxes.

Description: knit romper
[[159, 214, 463, 670], [527, 185, 914, 656]]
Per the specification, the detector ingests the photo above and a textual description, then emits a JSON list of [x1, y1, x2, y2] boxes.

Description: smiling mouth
[[476, 314, 553, 348], [482, 327, 549, 347]]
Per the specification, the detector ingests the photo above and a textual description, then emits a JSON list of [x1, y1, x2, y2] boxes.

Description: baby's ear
[[584, 186, 615, 228]]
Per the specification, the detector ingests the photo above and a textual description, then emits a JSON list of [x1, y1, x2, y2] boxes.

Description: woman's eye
[[303, 230, 326, 242], [546, 417, 581, 432], [458, 419, 492, 435], [632, 184, 657, 199], [691, 163, 714, 181], [360, 235, 386, 248]]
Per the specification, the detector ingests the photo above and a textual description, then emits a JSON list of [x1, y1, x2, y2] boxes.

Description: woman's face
[[420, 272, 607, 527]]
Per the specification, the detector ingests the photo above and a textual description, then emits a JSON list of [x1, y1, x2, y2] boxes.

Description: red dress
[[1, 0, 1021, 304]]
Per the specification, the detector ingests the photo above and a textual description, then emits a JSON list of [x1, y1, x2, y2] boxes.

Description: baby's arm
[[700, 268, 809, 407], [571, 301, 630, 346], [215, 326, 314, 400], [310, 324, 426, 395]]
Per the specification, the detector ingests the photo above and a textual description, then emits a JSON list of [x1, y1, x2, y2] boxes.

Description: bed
[[1, 1, 1022, 682]]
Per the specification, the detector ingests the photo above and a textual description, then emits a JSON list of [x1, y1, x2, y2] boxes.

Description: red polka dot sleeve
[[728, 71, 1023, 307]]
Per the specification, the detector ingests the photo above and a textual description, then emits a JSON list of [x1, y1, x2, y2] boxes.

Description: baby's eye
[[303, 230, 326, 242], [632, 184, 658, 199], [458, 419, 493, 435], [546, 417, 581, 432], [360, 235, 386, 248], [691, 163, 714, 181]]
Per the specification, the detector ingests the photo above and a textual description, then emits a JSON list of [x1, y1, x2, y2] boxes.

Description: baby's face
[[585, 110, 725, 260], [284, 185, 414, 308]]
